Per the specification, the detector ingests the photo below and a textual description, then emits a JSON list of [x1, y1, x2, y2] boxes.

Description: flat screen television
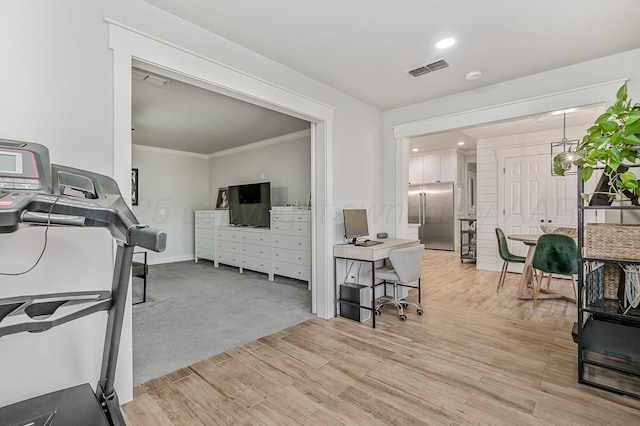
[[228, 182, 271, 227]]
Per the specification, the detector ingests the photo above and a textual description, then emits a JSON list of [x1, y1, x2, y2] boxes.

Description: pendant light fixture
[[550, 113, 579, 176]]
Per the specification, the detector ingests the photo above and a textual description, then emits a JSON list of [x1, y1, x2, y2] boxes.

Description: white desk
[[333, 238, 420, 328]]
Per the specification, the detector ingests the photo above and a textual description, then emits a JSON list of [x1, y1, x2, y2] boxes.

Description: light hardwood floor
[[123, 250, 640, 425]]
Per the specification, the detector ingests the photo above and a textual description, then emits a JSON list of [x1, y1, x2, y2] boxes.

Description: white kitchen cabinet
[[409, 150, 460, 184]]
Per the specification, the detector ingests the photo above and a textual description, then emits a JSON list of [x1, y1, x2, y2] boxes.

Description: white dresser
[[194, 210, 216, 262], [195, 207, 310, 283], [271, 209, 310, 283], [215, 226, 271, 276]]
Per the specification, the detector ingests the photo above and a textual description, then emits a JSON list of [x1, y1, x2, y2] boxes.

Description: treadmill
[[0, 139, 167, 425]]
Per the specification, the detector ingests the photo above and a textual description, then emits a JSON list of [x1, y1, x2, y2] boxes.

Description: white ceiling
[[134, 0, 640, 154], [145, 0, 640, 110], [132, 67, 310, 155]]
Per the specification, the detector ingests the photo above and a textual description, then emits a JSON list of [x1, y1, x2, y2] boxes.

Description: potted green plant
[[554, 82, 640, 204]]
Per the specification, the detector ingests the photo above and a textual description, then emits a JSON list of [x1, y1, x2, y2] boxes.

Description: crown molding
[[208, 129, 311, 159], [132, 144, 209, 159]]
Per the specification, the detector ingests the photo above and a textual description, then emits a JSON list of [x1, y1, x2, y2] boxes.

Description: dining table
[[507, 233, 568, 301]]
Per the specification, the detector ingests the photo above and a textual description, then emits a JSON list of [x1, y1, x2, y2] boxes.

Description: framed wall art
[[216, 187, 229, 210]]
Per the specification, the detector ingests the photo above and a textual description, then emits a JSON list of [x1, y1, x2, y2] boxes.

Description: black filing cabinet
[[339, 283, 371, 322]]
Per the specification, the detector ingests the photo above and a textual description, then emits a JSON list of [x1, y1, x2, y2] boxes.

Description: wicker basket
[[585, 263, 624, 307], [604, 263, 624, 300], [585, 223, 640, 261]]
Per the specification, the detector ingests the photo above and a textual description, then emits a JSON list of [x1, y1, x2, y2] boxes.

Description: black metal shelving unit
[[576, 169, 640, 399], [459, 217, 476, 263]]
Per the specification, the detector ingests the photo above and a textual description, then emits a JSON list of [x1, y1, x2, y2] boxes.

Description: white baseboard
[[147, 254, 194, 265]]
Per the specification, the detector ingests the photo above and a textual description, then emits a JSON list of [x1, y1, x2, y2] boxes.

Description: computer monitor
[[343, 209, 370, 244]]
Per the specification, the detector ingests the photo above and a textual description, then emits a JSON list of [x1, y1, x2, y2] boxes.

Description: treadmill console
[[0, 138, 51, 193], [0, 138, 165, 251]]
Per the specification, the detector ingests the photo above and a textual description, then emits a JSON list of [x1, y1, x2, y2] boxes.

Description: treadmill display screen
[[0, 151, 21, 174]]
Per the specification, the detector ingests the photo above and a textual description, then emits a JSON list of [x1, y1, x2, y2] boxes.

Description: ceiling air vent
[[407, 59, 450, 77]]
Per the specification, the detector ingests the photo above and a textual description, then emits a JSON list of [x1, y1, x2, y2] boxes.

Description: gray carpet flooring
[[131, 260, 314, 386]]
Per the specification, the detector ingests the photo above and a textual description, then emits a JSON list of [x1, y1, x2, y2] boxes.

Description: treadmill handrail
[[0, 291, 112, 338], [17, 196, 167, 252]]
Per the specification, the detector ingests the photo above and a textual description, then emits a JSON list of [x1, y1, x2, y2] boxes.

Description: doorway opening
[[130, 63, 315, 384], [395, 90, 617, 273], [108, 22, 335, 400]]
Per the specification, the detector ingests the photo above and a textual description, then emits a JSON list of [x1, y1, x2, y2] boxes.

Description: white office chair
[[369, 244, 425, 320]]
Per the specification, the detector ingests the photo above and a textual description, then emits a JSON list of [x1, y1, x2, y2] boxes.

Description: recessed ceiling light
[[412, 148, 419, 152], [465, 69, 483, 81], [457, 141, 465, 146], [435, 38, 456, 49]]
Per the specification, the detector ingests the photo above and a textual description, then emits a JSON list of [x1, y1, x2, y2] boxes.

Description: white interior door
[[503, 154, 548, 258], [503, 153, 578, 260], [547, 173, 578, 226]]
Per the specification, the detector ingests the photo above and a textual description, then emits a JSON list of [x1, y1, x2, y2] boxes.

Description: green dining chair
[[531, 233, 578, 308], [495, 228, 527, 292]]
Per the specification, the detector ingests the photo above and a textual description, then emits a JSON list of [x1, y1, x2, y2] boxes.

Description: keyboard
[[355, 240, 383, 247]]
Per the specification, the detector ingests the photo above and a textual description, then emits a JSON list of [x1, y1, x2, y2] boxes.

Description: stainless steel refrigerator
[[408, 182, 455, 250]]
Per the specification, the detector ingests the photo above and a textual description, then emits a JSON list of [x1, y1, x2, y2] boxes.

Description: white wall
[[132, 145, 210, 264], [209, 131, 311, 208], [132, 132, 311, 266], [0, 0, 382, 407]]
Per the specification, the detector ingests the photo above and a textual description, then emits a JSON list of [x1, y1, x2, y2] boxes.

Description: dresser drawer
[[195, 211, 215, 219], [216, 242, 241, 253], [216, 251, 241, 267], [241, 255, 270, 274], [196, 248, 214, 261], [272, 234, 309, 251], [197, 238, 215, 250], [271, 212, 309, 222], [272, 261, 309, 281], [272, 247, 309, 266], [196, 228, 215, 239], [271, 221, 310, 236], [240, 243, 270, 259], [239, 231, 270, 246], [217, 228, 240, 242], [195, 218, 215, 228]]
